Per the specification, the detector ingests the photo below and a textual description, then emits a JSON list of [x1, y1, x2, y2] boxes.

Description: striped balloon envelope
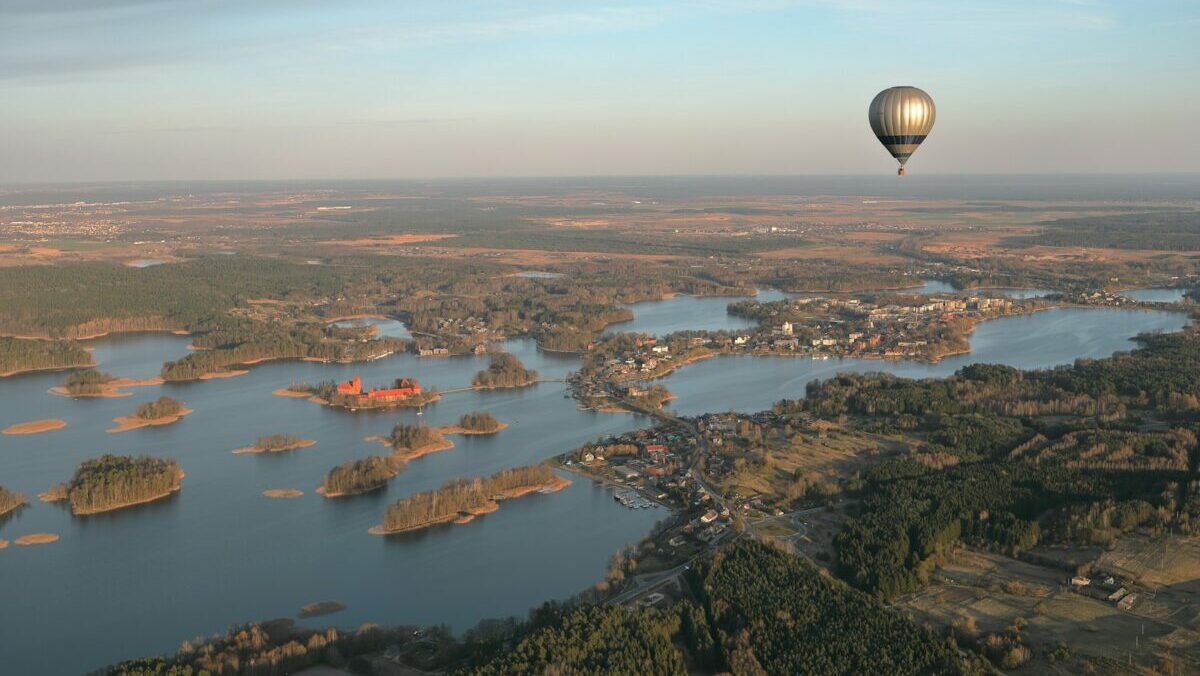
[[868, 86, 935, 175]]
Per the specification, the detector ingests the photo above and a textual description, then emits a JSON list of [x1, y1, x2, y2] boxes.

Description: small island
[[0, 486, 28, 521], [46, 454, 183, 515], [233, 434, 316, 455], [50, 369, 164, 398], [382, 423, 455, 461], [370, 464, 569, 535], [317, 456, 404, 497], [2, 419, 67, 435], [441, 411, 508, 435], [298, 601, 346, 618], [471, 352, 539, 389], [108, 396, 192, 433], [262, 489, 304, 499], [15, 533, 59, 547]]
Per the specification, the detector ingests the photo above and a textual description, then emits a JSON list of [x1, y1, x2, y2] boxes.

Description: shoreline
[[198, 369, 248, 380], [72, 483, 182, 516], [440, 422, 509, 436], [3, 419, 67, 435], [368, 435, 456, 462], [368, 475, 571, 536], [0, 360, 95, 379], [107, 408, 193, 434], [263, 489, 304, 499]]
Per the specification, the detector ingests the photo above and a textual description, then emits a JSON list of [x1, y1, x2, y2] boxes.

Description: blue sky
[[1, 0, 1197, 181]]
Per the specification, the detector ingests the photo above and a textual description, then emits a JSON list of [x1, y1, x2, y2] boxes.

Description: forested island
[[0, 486, 28, 521], [371, 465, 568, 535], [317, 456, 404, 498], [447, 411, 506, 434], [161, 325, 409, 381], [471, 352, 539, 389], [0, 336, 92, 377], [109, 396, 191, 433], [59, 369, 116, 395], [46, 454, 183, 515], [233, 434, 316, 455], [382, 423, 454, 460], [51, 369, 162, 398]]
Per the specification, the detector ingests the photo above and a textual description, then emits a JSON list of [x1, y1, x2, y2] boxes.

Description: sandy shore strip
[[3, 419, 67, 435], [107, 408, 193, 434], [15, 533, 59, 546], [263, 489, 304, 499], [49, 377, 163, 399], [272, 388, 313, 398], [198, 369, 248, 380]]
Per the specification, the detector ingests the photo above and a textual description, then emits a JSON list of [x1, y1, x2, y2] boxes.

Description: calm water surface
[[1122, 288, 1189, 303], [0, 297, 1190, 674]]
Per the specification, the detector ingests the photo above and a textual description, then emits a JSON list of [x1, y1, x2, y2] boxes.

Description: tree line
[[380, 465, 557, 533], [0, 336, 92, 376], [56, 455, 182, 515], [320, 456, 404, 497]]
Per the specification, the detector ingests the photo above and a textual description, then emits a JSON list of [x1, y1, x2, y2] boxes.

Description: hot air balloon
[[868, 86, 935, 175]]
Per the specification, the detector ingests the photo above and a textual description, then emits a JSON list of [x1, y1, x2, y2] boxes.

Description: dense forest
[[135, 396, 185, 420], [59, 454, 183, 515], [253, 434, 304, 451], [697, 541, 985, 675], [61, 368, 117, 394], [0, 336, 92, 376], [468, 605, 691, 676], [1006, 211, 1200, 251], [161, 321, 409, 381], [320, 456, 403, 497], [0, 257, 348, 338], [379, 465, 558, 533], [457, 412, 502, 433], [471, 352, 538, 389], [776, 329, 1200, 601]]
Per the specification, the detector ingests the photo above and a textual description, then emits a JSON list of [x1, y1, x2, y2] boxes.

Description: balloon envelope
[[868, 86, 935, 173]]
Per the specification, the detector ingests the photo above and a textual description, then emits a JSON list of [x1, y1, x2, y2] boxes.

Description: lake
[[0, 296, 1190, 673]]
